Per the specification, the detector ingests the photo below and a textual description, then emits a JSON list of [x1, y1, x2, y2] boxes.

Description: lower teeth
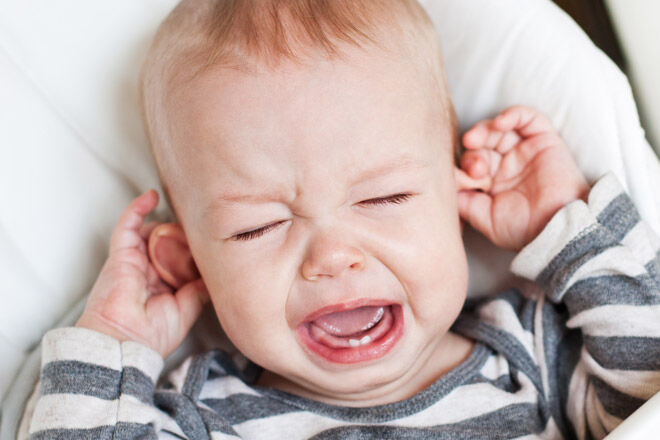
[[349, 335, 372, 347]]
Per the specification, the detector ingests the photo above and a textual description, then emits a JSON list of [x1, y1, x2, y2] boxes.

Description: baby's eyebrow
[[205, 155, 428, 213]]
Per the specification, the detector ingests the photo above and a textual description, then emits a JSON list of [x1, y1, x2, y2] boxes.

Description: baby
[[24, 0, 660, 439]]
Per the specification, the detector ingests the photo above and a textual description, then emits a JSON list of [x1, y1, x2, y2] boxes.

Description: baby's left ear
[[148, 223, 200, 289]]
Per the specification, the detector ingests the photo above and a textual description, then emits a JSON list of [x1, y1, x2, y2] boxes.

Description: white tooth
[[360, 335, 372, 345], [349, 339, 360, 347]]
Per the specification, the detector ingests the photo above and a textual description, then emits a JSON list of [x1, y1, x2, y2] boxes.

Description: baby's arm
[[24, 192, 215, 439], [511, 171, 660, 439], [457, 106, 660, 438]]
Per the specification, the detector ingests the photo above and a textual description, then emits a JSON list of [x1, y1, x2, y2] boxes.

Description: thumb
[[456, 190, 496, 244], [174, 278, 210, 334]]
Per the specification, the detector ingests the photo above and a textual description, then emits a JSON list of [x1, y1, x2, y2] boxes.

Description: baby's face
[[164, 45, 469, 403]]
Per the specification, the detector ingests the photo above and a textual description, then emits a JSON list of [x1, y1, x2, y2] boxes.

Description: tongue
[[312, 306, 385, 337]]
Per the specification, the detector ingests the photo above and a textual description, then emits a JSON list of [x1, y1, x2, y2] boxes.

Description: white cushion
[[1, 0, 659, 403]]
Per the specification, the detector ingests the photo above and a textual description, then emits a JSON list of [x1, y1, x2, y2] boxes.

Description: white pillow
[[1, 0, 659, 403]]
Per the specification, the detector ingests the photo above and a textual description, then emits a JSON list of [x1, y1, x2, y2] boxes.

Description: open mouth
[[297, 303, 404, 364]]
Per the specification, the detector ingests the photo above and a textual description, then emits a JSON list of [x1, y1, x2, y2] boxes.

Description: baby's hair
[[139, 0, 459, 216]]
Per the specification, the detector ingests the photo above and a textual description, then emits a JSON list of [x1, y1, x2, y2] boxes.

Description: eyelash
[[231, 193, 413, 241]]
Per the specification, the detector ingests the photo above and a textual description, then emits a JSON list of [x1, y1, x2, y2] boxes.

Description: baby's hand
[[455, 105, 590, 252], [76, 190, 209, 358]]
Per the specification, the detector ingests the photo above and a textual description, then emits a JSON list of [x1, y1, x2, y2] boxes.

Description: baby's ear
[[148, 223, 200, 289]]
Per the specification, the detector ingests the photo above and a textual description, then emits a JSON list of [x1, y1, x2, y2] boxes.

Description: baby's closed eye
[[231, 193, 415, 241]]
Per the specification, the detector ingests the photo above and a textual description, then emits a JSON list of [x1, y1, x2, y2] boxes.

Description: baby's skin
[[76, 105, 590, 404]]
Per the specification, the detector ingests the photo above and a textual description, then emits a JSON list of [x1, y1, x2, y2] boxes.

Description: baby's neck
[[256, 331, 475, 407]]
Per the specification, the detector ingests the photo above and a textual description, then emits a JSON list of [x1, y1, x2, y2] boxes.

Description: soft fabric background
[[1, 0, 659, 435]]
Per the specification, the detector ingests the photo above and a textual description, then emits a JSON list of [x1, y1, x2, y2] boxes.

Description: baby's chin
[[258, 328, 448, 406]]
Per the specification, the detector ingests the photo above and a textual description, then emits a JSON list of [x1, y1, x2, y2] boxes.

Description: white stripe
[[121, 341, 164, 384], [235, 377, 540, 438], [234, 411, 344, 439], [586, 172, 625, 218], [585, 382, 608, 439], [621, 221, 660, 265], [560, 246, 648, 298], [479, 353, 513, 381], [581, 349, 660, 400], [210, 431, 242, 439], [117, 393, 183, 437], [42, 327, 121, 371], [567, 304, 660, 338], [478, 298, 536, 362], [29, 393, 118, 433], [566, 359, 589, 440], [511, 201, 597, 280], [199, 376, 263, 401], [391, 379, 538, 426], [593, 392, 625, 435], [166, 356, 193, 392]]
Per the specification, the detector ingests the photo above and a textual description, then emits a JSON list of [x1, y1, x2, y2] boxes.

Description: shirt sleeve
[[26, 326, 191, 439], [510, 171, 660, 440]]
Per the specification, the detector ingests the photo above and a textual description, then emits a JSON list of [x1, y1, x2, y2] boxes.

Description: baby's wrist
[[75, 313, 137, 345]]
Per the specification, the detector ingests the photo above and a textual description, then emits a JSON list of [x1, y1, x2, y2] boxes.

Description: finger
[[460, 149, 503, 179], [110, 190, 159, 255], [174, 279, 210, 334], [456, 191, 495, 242], [136, 221, 160, 255], [145, 263, 174, 295], [494, 130, 522, 155], [494, 133, 556, 183], [454, 167, 491, 192], [460, 150, 489, 178], [462, 121, 491, 150], [140, 221, 160, 241], [492, 105, 554, 138]]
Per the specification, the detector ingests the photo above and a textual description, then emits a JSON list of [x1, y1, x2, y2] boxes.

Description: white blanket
[[1, 0, 659, 437]]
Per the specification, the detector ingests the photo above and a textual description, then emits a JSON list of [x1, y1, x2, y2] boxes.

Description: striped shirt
[[25, 172, 660, 439]]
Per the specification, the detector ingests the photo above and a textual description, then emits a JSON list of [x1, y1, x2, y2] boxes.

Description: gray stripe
[[114, 422, 159, 439], [452, 315, 545, 396], [584, 335, 660, 370], [40, 361, 155, 404], [646, 252, 660, 288], [562, 274, 660, 316], [29, 425, 114, 440], [596, 193, 639, 241], [155, 390, 210, 440], [591, 376, 646, 420], [254, 343, 489, 423], [198, 407, 241, 437], [201, 393, 300, 425], [467, 372, 520, 394], [539, 300, 581, 440], [309, 402, 547, 439], [28, 423, 161, 440], [41, 361, 120, 400], [536, 225, 618, 301], [183, 352, 215, 400]]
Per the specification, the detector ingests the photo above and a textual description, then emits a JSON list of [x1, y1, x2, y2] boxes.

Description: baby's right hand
[[76, 190, 209, 358]]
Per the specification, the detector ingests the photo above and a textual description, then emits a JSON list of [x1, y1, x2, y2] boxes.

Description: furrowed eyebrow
[[204, 155, 428, 215]]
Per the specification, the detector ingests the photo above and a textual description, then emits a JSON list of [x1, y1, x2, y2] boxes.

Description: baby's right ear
[[148, 223, 201, 289]]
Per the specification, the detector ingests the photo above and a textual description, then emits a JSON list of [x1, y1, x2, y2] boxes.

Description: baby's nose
[[301, 233, 365, 281]]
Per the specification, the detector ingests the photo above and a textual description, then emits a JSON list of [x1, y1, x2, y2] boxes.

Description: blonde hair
[[139, 0, 458, 212]]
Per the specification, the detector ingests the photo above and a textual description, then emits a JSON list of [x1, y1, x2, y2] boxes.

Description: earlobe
[[148, 223, 200, 289]]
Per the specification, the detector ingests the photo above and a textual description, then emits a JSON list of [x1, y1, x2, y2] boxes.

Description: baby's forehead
[[168, 52, 447, 167]]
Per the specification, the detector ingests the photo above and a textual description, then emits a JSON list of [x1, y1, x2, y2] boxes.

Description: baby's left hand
[[455, 105, 590, 252]]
